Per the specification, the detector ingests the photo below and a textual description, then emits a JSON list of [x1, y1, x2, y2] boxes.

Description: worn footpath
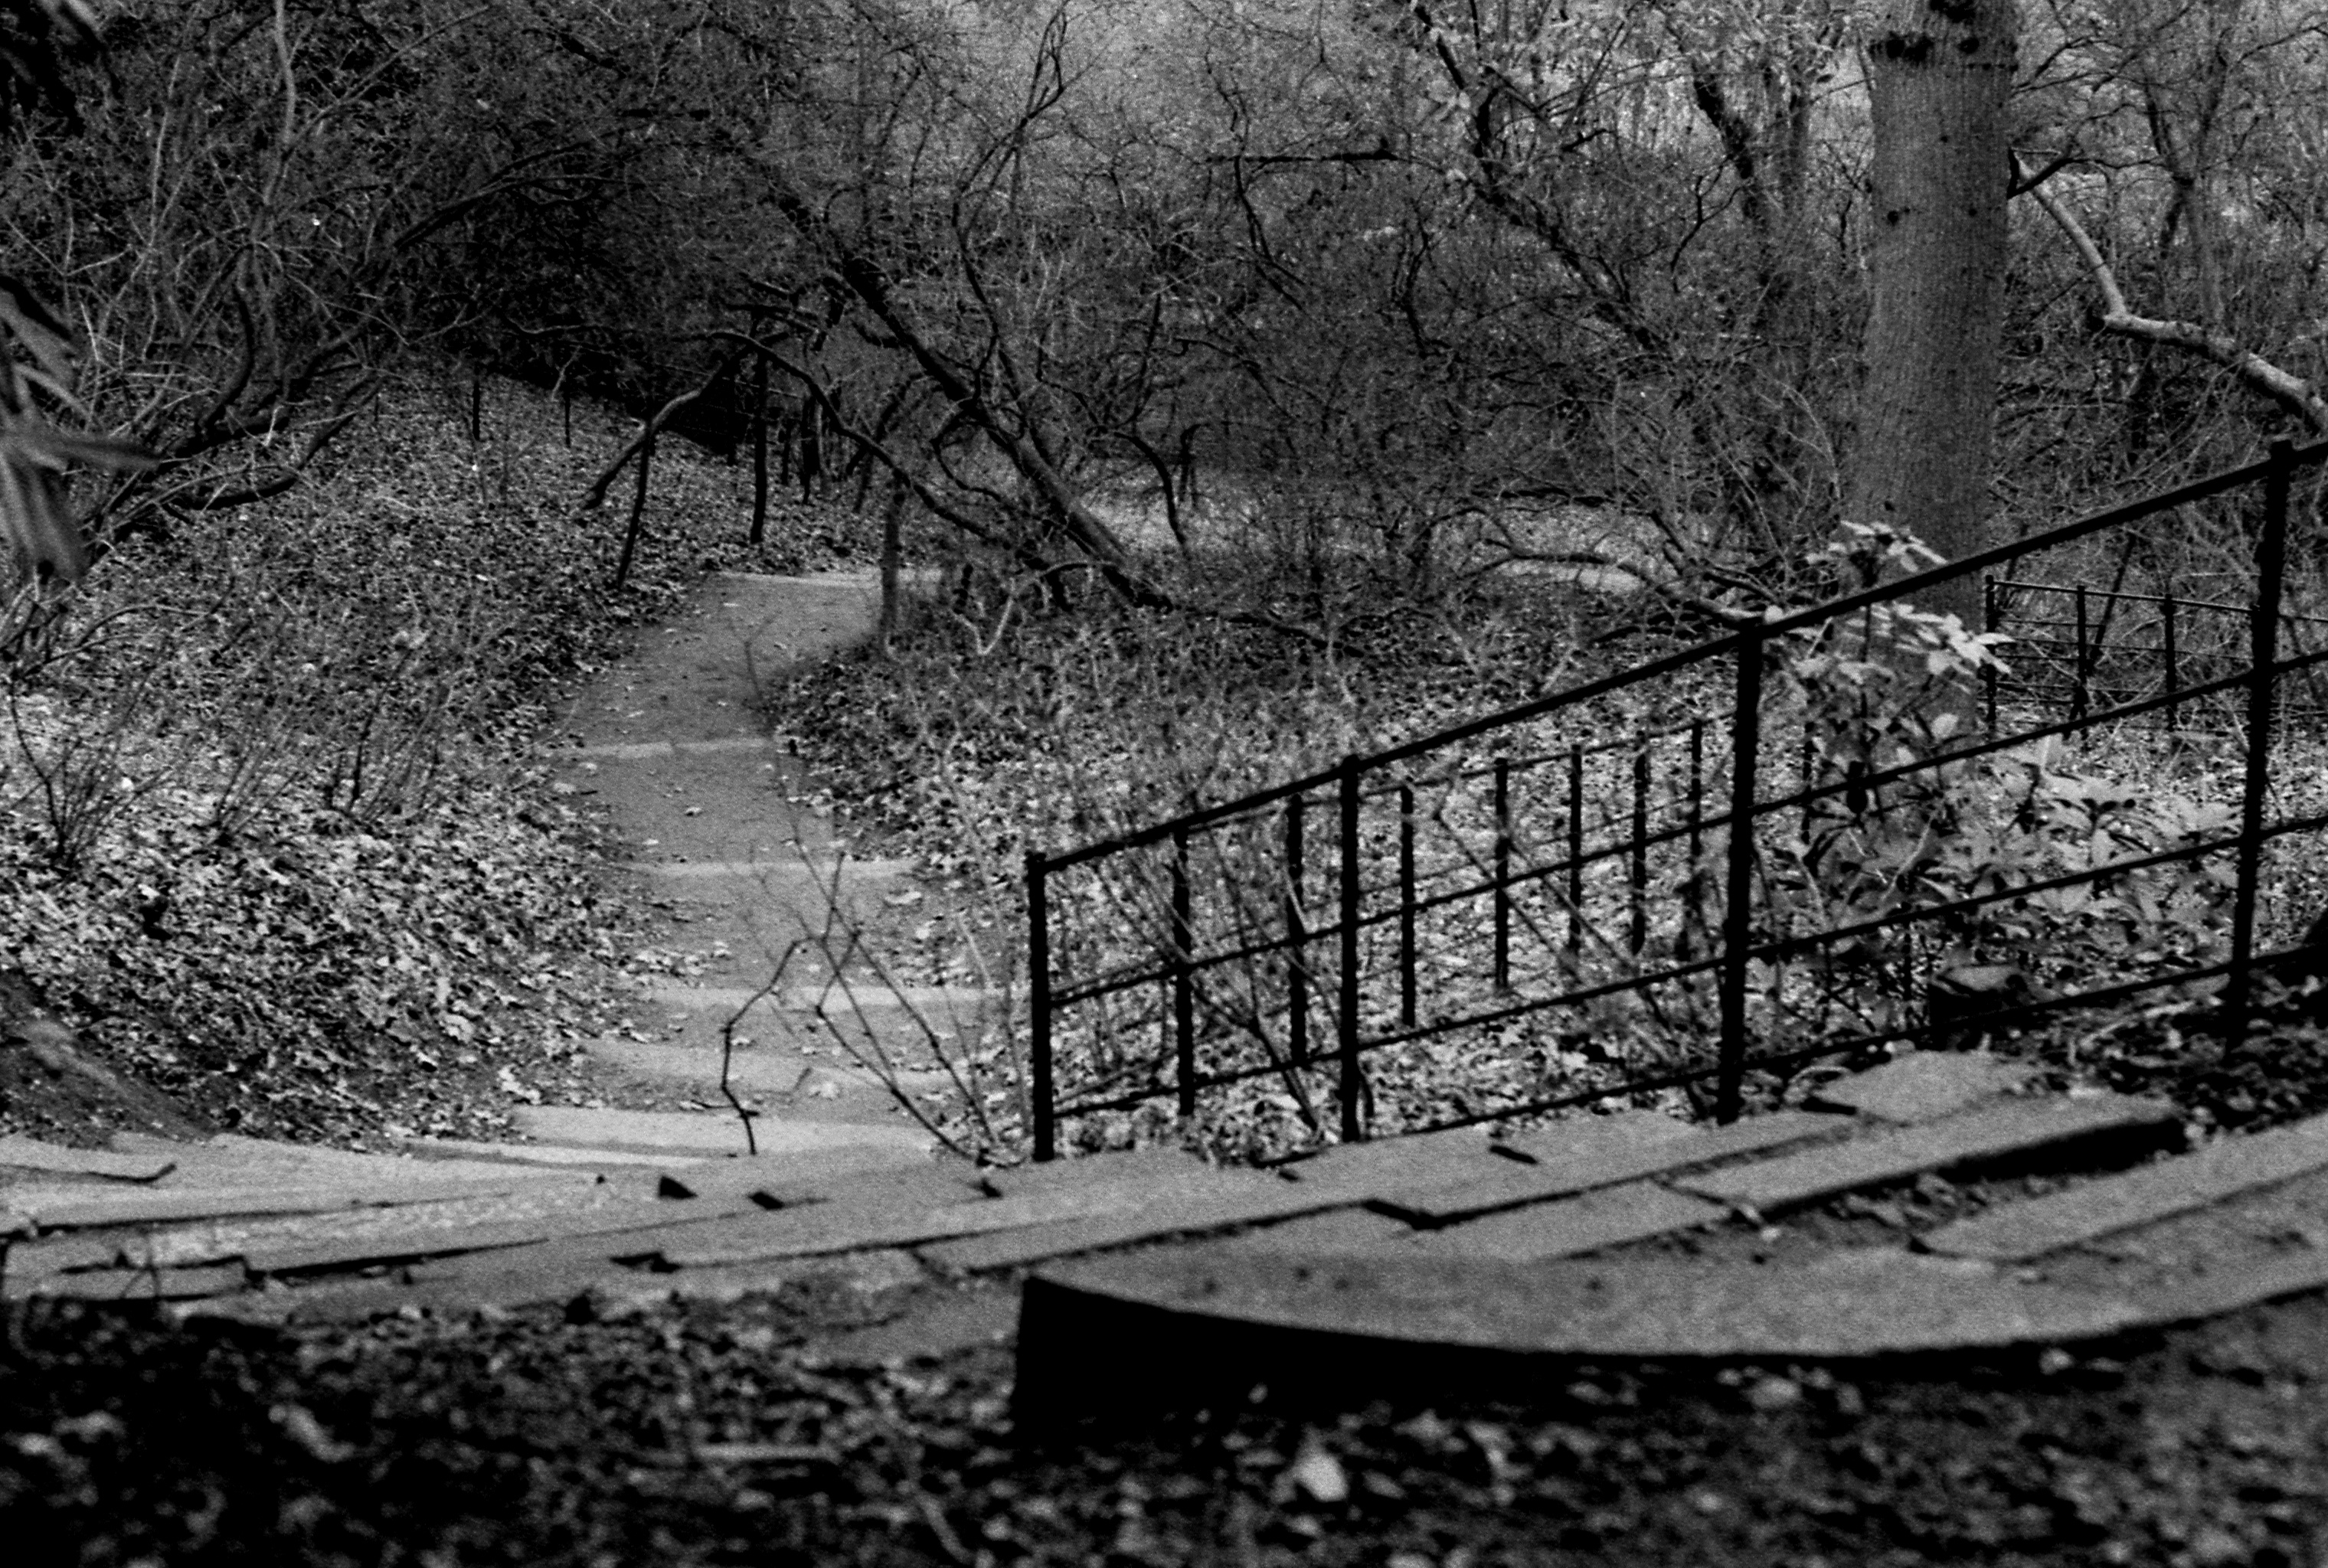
[[13, 570, 2328, 1405]]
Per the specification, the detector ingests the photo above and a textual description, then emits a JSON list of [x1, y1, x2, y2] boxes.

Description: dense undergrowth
[[0, 365, 875, 1146], [775, 520, 2328, 1161]]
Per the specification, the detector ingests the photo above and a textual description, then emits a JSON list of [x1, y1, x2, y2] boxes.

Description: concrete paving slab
[[1676, 1094, 2183, 1215], [565, 736, 783, 761], [1277, 1126, 1520, 1196], [118, 1181, 638, 1269], [980, 1146, 1212, 1197], [4, 1171, 597, 1230], [106, 1133, 577, 1191], [4, 1233, 121, 1282], [1495, 1111, 1695, 1165], [582, 1039, 950, 1102], [1807, 1051, 2038, 1123], [2069, 1164, 2328, 1273], [1924, 1112, 2328, 1262], [241, 1191, 742, 1276], [1415, 1181, 1729, 1261], [652, 1152, 981, 1209], [627, 857, 914, 883], [511, 1106, 933, 1159], [403, 1237, 682, 1310], [1381, 1110, 1846, 1223], [920, 1169, 1372, 1276], [397, 1137, 711, 1169], [1222, 1206, 1422, 1254], [0, 1136, 178, 1182], [1016, 1246, 2150, 1416], [2139, 1246, 2328, 1325], [652, 1167, 1274, 1269]]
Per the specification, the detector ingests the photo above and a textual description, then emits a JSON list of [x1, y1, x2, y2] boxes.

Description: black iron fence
[[1985, 576, 2328, 730], [1024, 440, 2328, 1159]]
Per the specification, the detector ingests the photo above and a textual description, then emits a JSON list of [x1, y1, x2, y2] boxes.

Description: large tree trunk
[[1847, 0, 2018, 629]]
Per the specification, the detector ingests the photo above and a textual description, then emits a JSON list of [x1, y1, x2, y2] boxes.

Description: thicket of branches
[[0, 0, 2318, 632]]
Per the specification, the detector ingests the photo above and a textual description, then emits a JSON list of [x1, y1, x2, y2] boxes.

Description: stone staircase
[[12, 567, 2328, 1405], [10, 1051, 2328, 1393], [514, 567, 996, 1162]]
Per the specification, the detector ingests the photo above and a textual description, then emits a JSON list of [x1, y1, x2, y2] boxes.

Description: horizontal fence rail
[[1026, 439, 2328, 1160]]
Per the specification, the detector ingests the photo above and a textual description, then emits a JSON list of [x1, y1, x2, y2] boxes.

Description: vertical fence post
[[1566, 746, 1584, 955], [1493, 758, 1512, 991], [1339, 755, 1365, 1142], [1629, 749, 1650, 958], [2072, 584, 2091, 723], [1027, 851, 1054, 1161], [2161, 588, 2180, 733], [1399, 782, 1417, 1027], [1717, 625, 1766, 1125], [1687, 720, 1707, 942], [1285, 794, 1308, 1067], [1172, 827, 1195, 1119], [1983, 576, 2000, 735], [749, 350, 772, 545], [2227, 439, 2294, 1040]]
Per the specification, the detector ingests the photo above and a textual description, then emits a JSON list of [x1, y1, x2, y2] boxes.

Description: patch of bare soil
[[5, 1281, 2326, 1566]]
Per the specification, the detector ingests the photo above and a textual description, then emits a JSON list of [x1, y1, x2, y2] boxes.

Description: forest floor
[[6, 370, 2328, 1566]]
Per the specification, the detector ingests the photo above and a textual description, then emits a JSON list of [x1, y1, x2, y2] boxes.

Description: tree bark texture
[[1849, 0, 2017, 626]]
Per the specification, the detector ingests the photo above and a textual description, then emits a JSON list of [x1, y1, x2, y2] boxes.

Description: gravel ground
[[6, 1270, 2328, 1567]]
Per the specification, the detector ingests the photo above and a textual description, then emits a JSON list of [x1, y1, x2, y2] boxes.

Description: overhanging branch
[[2016, 153, 2328, 436]]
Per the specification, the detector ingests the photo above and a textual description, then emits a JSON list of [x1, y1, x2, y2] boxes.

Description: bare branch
[[2015, 153, 2328, 437]]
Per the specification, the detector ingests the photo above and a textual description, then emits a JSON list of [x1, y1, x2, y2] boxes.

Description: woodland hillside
[[0, 0, 2323, 1140]]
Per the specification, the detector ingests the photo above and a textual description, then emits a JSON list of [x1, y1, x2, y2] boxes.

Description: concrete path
[[534, 567, 996, 1154]]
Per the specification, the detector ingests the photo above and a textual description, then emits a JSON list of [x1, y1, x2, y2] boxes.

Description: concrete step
[[583, 1038, 955, 1099], [1276, 1125, 1519, 1195], [0, 1135, 178, 1183], [1805, 1050, 2039, 1123], [644, 981, 999, 1018], [625, 857, 915, 884], [510, 1105, 934, 1161], [1675, 1093, 2184, 1215], [398, 1137, 712, 1170], [1929, 1111, 2328, 1263], [636, 981, 1001, 1065], [1012, 1245, 2150, 1423], [561, 735, 786, 763], [2, 1166, 594, 1233], [920, 1170, 1381, 1276], [1411, 1181, 1728, 1261], [1493, 1110, 1697, 1163], [1378, 1110, 1844, 1225], [649, 1164, 1279, 1269]]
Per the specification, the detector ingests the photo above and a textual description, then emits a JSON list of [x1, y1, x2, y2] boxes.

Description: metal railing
[[1024, 440, 2328, 1159]]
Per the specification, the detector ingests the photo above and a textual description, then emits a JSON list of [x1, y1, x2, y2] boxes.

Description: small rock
[[2185, 1524, 2251, 1567], [1745, 1374, 1803, 1412], [270, 1403, 355, 1464], [1286, 1446, 1349, 1504]]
